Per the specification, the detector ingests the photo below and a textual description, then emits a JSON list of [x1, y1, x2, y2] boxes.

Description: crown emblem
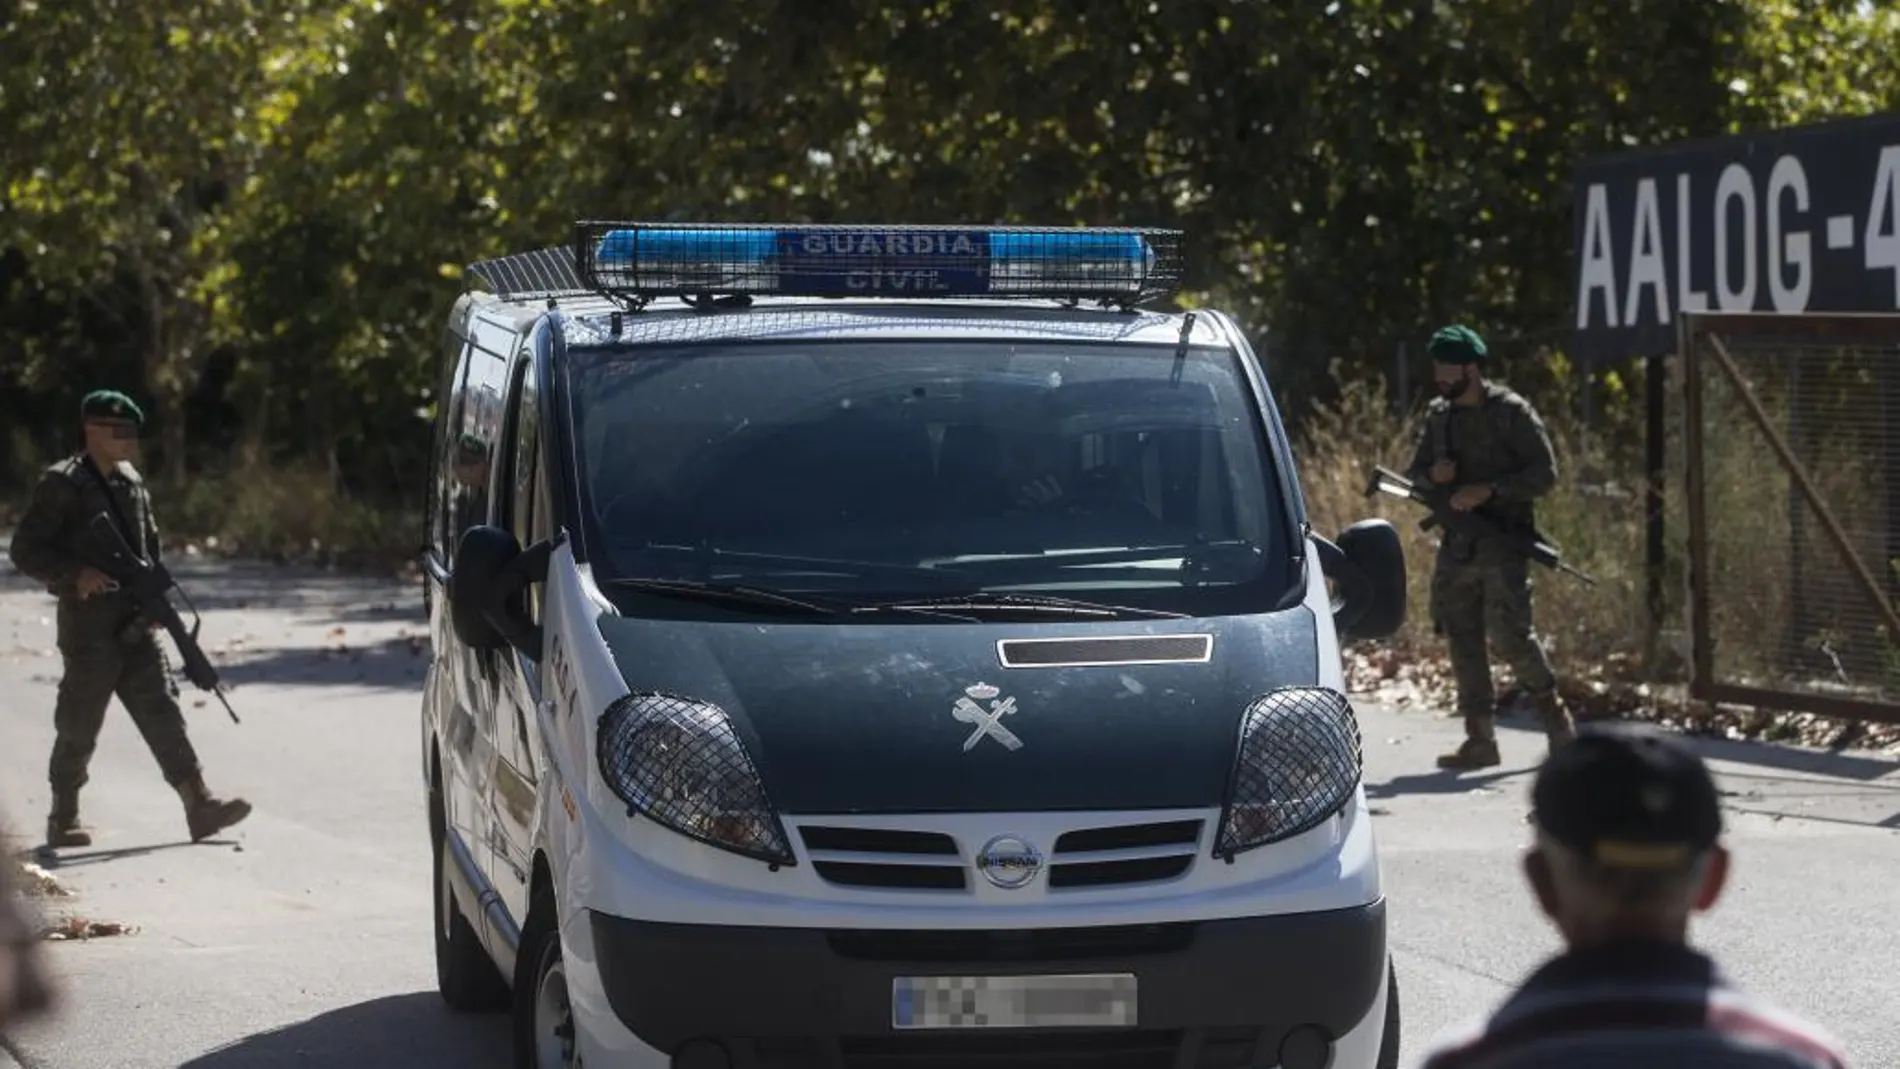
[[964, 682, 1000, 701]]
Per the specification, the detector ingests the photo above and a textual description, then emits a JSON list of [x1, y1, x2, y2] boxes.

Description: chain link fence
[[1680, 312, 1900, 724]]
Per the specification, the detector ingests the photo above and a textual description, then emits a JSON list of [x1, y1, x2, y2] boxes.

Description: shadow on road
[[31, 838, 228, 869], [177, 992, 511, 1069], [1366, 765, 1534, 800], [215, 636, 430, 692], [1682, 732, 1900, 782]]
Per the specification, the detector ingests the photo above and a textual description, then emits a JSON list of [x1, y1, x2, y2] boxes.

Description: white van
[[420, 223, 1409, 1069]]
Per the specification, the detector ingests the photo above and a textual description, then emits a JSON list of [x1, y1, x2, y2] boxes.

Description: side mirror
[[1314, 518, 1407, 641], [448, 525, 553, 657]]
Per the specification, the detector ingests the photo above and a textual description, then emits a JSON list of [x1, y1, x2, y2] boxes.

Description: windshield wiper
[[853, 591, 1188, 620], [604, 578, 844, 617], [606, 577, 982, 622], [632, 544, 968, 585]]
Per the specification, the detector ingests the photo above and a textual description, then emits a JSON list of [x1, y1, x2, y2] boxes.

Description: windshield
[[566, 338, 1296, 617]]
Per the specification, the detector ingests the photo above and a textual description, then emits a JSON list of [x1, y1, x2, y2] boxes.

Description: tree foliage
[[1, 0, 1895, 504]]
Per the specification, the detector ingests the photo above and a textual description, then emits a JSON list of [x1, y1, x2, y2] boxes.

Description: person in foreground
[[7, 390, 251, 849], [1412, 719, 1849, 1068], [0, 844, 57, 1034]]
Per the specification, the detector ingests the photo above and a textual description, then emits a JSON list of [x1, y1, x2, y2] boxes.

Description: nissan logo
[[975, 834, 1043, 889]]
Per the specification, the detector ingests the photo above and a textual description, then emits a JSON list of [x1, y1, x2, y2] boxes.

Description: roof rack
[[568, 221, 1186, 310], [464, 245, 593, 301]]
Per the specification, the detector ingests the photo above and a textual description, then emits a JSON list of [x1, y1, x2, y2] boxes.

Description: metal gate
[[1680, 311, 1900, 725]]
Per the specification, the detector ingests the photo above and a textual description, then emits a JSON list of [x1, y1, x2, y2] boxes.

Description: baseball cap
[[1531, 719, 1723, 870]]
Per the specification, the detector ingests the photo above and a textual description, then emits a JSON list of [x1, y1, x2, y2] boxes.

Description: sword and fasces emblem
[[952, 682, 1022, 752]]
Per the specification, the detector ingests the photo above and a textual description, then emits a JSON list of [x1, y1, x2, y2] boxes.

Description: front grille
[[740, 1027, 1264, 1069], [826, 923, 1194, 963], [1048, 819, 1202, 890], [799, 825, 967, 891]]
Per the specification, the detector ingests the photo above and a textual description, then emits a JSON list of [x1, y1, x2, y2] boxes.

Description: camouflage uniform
[[1405, 358, 1577, 769], [7, 390, 250, 847]]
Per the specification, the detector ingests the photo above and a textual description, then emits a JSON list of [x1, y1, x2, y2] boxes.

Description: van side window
[[448, 342, 511, 550], [510, 362, 540, 548], [430, 326, 472, 562], [507, 353, 548, 627]]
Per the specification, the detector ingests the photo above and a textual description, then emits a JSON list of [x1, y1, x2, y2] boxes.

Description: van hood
[[593, 610, 1320, 814]]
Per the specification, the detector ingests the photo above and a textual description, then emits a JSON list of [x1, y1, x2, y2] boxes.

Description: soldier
[[7, 390, 252, 848], [1402, 325, 1576, 770]]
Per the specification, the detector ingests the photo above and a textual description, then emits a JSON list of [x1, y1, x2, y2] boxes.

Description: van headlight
[[1214, 687, 1363, 861], [596, 692, 795, 866]]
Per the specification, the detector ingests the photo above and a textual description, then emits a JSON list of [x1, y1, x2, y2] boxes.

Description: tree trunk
[[132, 260, 186, 484]]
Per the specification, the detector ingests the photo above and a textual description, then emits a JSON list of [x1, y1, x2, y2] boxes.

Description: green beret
[[80, 389, 144, 426], [1427, 325, 1487, 365]]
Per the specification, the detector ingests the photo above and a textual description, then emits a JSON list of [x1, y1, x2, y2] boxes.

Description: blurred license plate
[[891, 973, 1137, 1030]]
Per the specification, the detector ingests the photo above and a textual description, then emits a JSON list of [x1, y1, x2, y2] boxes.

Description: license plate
[[891, 973, 1137, 1030]]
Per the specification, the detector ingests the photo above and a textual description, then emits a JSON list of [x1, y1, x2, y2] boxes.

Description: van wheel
[[1376, 959, 1401, 1069], [433, 801, 510, 1012], [514, 884, 578, 1069]]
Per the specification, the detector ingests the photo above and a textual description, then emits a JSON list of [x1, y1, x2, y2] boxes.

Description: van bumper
[[582, 897, 1387, 1069]]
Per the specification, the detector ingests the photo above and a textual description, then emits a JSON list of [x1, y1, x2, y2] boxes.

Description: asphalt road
[[1, 555, 1897, 1069]]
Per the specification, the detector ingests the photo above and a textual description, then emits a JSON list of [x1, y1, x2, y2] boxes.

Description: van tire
[[1376, 959, 1401, 1069], [433, 794, 510, 1012], [514, 879, 580, 1069]]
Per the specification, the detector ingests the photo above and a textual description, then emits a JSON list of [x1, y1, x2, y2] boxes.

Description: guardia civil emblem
[[951, 682, 1022, 752]]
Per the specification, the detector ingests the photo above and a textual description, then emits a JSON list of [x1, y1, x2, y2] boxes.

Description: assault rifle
[[1364, 465, 1596, 586], [80, 513, 241, 724]]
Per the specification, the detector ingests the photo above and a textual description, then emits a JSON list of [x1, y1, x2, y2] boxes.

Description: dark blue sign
[[774, 228, 992, 296], [1571, 111, 1900, 359]]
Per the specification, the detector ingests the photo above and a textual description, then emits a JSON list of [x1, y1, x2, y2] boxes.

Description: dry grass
[[153, 457, 421, 575]]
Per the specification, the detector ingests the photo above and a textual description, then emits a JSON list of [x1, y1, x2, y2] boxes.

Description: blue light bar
[[575, 223, 1184, 304]]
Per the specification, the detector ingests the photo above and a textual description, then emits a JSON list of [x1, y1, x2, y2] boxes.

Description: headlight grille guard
[[1214, 686, 1365, 862], [595, 690, 796, 867]]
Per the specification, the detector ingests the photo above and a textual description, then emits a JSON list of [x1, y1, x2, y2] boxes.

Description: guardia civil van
[[419, 221, 1411, 1069]]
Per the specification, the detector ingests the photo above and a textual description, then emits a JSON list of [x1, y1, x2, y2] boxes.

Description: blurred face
[[83, 418, 140, 464], [1432, 360, 1475, 401]]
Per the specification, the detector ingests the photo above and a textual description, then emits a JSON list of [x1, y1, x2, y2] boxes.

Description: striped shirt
[[1414, 939, 1849, 1068]]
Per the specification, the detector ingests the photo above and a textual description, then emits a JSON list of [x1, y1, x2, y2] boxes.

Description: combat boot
[[175, 774, 252, 842], [1435, 737, 1501, 770], [45, 789, 92, 849], [1535, 690, 1578, 752]]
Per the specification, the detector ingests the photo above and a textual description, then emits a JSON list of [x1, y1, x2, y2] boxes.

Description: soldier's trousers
[[1429, 541, 1559, 742], [48, 622, 201, 803]]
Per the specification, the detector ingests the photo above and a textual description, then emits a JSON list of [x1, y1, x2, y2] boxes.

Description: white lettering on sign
[[1767, 154, 1811, 312], [1868, 145, 1900, 304], [847, 269, 954, 291], [1625, 177, 1667, 326], [1576, 183, 1618, 328], [1576, 140, 1900, 343], [1677, 173, 1709, 315], [1714, 162, 1757, 311], [799, 232, 981, 257]]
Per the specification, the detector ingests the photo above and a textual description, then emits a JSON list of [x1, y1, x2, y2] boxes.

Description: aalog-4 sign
[[1571, 111, 1900, 360]]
